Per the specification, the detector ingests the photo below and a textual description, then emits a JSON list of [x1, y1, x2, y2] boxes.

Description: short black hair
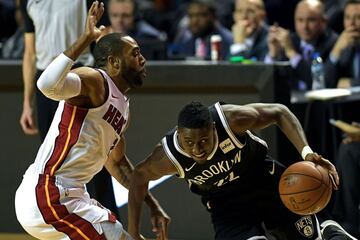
[[178, 102, 213, 129], [93, 32, 127, 68], [189, 0, 217, 16]]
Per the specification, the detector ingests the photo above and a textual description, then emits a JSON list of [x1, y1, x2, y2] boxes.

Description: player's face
[[178, 125, 216, 164], [121, 36, 146, 88]]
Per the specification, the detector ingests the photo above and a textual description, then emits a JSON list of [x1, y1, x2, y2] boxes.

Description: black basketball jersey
[[162, 102, 270, 199]]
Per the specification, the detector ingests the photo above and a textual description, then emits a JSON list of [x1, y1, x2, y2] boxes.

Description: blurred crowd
[[1, 0, 360, 238], [2, 0, 360, 91]]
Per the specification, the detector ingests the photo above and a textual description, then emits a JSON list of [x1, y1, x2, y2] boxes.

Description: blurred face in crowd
[[295, 0, 326, 42], [344, 3, 360, 33], [233, 0, 265, 34], [108, 0, 135, 33], [188, 3, 215, 38]]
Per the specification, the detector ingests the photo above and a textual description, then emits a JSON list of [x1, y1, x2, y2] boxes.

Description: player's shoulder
[[71, 66, 102, 79], [220, 103, 248, 114], [72, 67, 105, 88], [221, 104, 259, 124]]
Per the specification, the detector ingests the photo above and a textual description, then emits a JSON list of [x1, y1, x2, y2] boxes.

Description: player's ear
[[108, 56, 121, 69]]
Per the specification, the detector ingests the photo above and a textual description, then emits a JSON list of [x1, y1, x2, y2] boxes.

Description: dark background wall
[[0, 61, 287, 239]]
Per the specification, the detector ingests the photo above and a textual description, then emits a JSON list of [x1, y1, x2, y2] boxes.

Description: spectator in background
[[1, 0, 23, 59], [106, 0, 167, 60], [325, 0, 360, 88], [264, 0, 298, 31], [230, 0, 268, 61], [331, 120, 360, 239], [265, 0, 338, 90], [323, 0, 344, 34], [170, 0, 232, 60]]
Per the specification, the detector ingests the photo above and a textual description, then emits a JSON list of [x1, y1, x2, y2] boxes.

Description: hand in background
[[19, 103, 38, 135], [331, 26, 360, 59], [267, 25, 282, 58], [343, 122, 360, 143], [232, 20, 254, 44]]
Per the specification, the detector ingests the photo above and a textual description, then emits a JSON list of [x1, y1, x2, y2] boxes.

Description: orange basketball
[[278, 161, 332, 215]]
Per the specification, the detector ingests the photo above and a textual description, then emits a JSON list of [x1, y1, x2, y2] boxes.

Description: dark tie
[[302, 44, 314, 61]]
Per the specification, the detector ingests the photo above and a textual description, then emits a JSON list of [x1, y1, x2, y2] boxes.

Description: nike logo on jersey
[[269, 162, 275, 175], [185, 162, 196, 172], [219, 138, 235, 154]]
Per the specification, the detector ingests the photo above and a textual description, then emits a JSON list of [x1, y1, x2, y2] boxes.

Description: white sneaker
[[320, 220, 358, 240]]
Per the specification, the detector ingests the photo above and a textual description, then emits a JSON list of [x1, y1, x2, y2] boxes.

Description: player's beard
[[121, 61, 144, 89]]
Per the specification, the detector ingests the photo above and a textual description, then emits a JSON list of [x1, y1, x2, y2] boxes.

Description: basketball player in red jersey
[[15, 1, 168, 239], [128, 101, 356, 240]]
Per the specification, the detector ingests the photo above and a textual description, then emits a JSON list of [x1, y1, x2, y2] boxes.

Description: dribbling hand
[[305, 153, 339, 190]]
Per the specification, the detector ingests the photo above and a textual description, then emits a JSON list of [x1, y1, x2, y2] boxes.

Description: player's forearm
[[106, 155, 134, 189], [128, 171, 149, 238], [63, 33, 94, 61], [109, 156, 158, 208], [276, 105, 309, 154], [22, 51, 36, 105]]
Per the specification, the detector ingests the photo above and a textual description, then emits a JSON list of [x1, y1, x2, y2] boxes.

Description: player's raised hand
[[86, 1, 105, 40], [305, 153, 339, 190], [150, 206, 170, 240]]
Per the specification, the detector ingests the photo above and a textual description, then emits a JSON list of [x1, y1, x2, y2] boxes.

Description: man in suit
[[325, 0, 360, 88], [107, 0, 167, 60], [266, 0, 338, 90], [230, 0, 268, 61], [170, 0, 233, 60]]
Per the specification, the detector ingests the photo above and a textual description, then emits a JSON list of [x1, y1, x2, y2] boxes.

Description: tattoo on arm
[[116, 155, 134, 189]]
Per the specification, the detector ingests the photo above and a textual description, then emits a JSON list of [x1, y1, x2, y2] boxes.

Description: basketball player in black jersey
[[128, 102, 355, 240]]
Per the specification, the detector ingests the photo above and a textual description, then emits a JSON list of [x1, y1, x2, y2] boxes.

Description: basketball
[[278, 161, 332, 215]]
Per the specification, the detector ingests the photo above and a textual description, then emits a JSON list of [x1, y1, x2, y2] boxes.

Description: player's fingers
[[329, 173, 338, 190], [164, 220, 169, 240], [160, 221, 166, 240], [89, 0, 98, 15], [96, 2, 104, 20], [99, 25, 106, 32], [154, 220, 167, 240]]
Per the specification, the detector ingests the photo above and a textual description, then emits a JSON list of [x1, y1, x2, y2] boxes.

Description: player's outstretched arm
[[36, 1, 105, 101], [128, 144, 175, 240], [225, 103, 309, 152], [224, 103, 339, 189]]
